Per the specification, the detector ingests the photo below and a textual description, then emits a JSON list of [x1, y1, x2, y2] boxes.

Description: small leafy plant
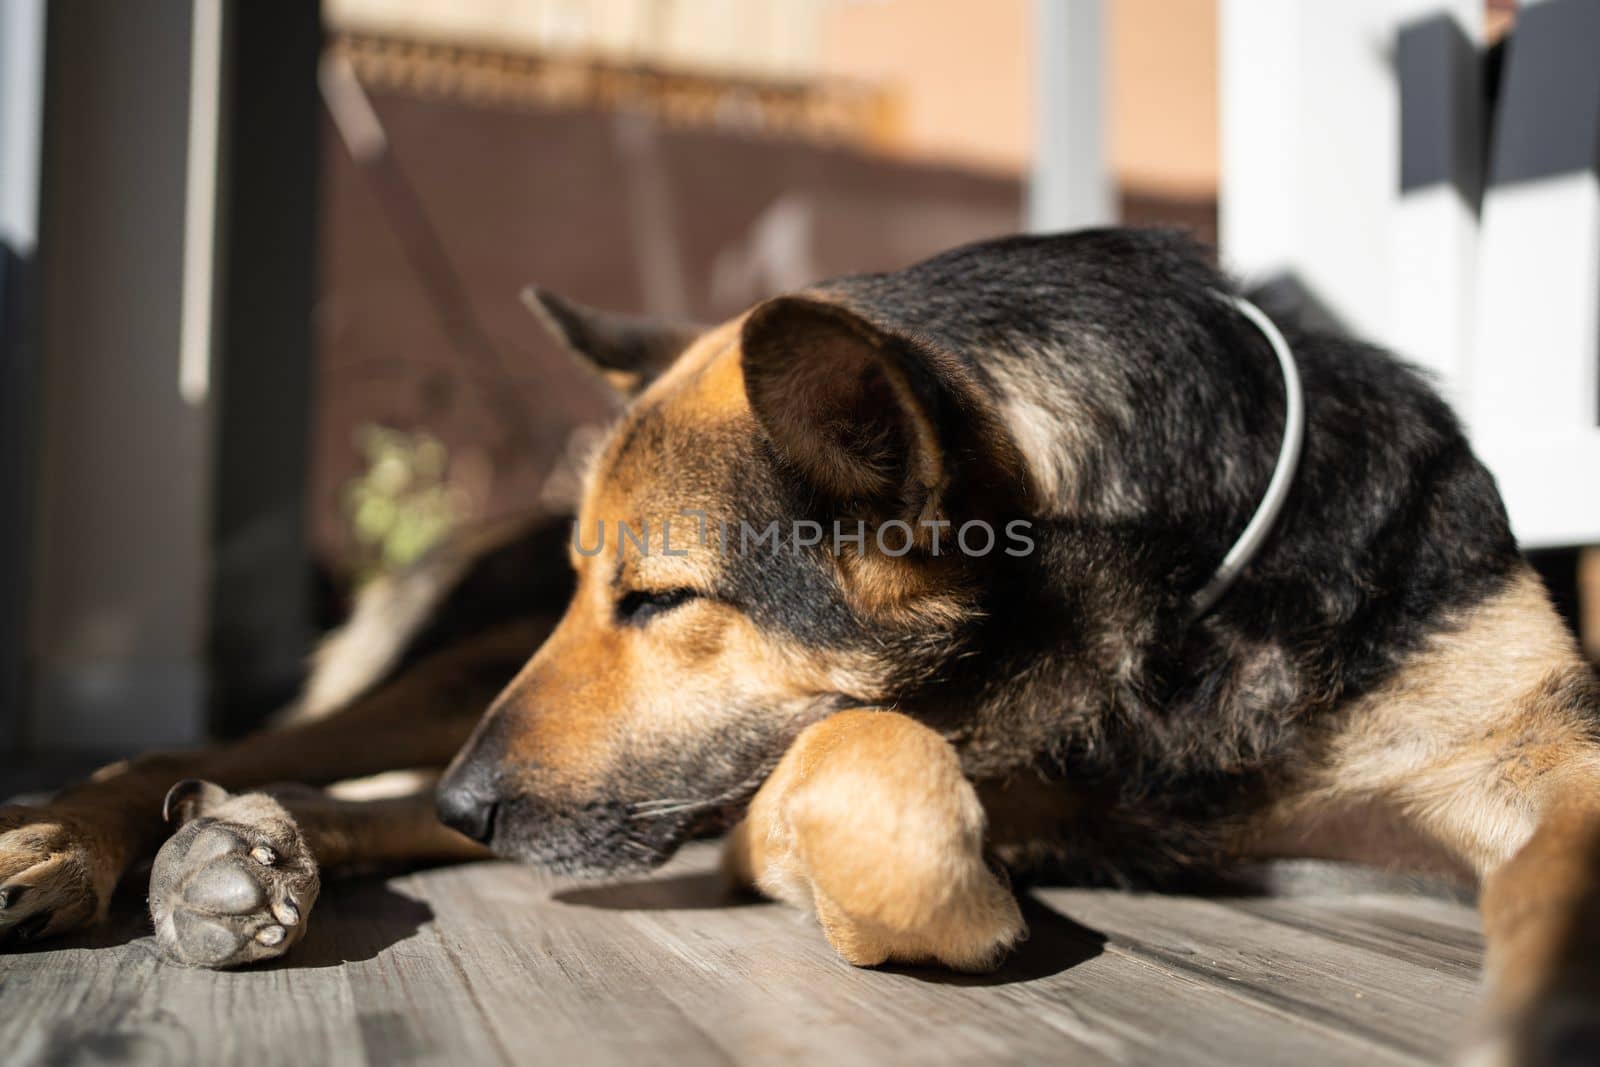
[[342, 425, 467, 585]]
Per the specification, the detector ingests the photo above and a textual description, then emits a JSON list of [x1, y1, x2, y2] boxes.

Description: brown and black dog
[[3, 229, 1598, 1062]]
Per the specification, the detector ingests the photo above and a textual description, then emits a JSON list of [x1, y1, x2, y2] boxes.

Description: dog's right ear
[[741, 296, 1026, 526], [521, 286, 703, 398]]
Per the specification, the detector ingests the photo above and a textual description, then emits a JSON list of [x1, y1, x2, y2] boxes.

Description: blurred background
[[0, 0, 1595, 770]]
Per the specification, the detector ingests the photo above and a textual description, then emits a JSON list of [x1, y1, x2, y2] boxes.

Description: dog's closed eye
[[616, 588, 700, 626]]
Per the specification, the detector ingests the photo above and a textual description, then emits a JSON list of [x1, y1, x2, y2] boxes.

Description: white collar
[[1190, 292, 1306, 617]]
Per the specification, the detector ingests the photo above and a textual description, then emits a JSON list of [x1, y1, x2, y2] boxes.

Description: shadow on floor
[[552, 870, 764, 911], [277, 877, 436, 969], [878, 894, 1106, 987], [554, 873, 1106, 988]]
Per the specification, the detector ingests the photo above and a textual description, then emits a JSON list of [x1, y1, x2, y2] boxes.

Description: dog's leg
[[1476, 765, 1600, 1066], [1271, 567, 1600, 1064], [148, 777, 485, 967], [723, 709, 1025, 972], [0, 621, 536, 948]]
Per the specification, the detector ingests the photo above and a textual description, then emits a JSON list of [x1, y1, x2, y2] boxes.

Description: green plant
[[342, 425, 467, 585]]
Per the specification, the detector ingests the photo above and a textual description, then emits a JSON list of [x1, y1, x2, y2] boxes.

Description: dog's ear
[[521, 286, 703, 397], [741, 296, 1020, 523]]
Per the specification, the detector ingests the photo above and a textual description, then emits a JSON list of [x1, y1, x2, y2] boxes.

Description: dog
[[2, 228, 1597, 1061]]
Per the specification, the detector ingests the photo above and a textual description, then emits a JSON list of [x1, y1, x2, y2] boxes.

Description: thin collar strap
[[1190, 292, 1306, 617]]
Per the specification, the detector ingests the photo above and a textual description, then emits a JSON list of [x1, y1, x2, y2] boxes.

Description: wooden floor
[[0, 843, 1486, 1066]]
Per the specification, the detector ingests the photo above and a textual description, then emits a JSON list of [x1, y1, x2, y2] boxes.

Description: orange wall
[[821, 0, 1219, 198], [1110, 0, 1218, 199], [818, 0, 1034, 175]]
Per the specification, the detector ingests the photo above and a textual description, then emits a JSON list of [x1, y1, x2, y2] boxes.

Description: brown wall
[[313, 90, 1020, 576]]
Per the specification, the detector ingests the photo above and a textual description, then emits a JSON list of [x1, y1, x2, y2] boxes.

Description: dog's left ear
[[741, 295, 1021, 523], [521, 286, 703, 397]]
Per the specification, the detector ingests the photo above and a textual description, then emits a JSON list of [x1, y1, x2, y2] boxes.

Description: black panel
[[0, 242, 36, 751], [1397, 12, 1484, 206], [1528, 547, 1583, 640], [207, 0, 322, 736], [1487, 0, 1600, 186]]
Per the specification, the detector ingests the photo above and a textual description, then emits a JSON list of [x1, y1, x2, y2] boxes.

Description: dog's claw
[[149, 787, 319, 969]]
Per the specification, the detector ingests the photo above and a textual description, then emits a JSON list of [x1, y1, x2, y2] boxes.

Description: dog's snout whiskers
[[629, 797, 716, 818], [629, 758, 786, 821]]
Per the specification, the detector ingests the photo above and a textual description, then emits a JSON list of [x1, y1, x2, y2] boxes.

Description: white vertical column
[[0, 0, 45, 259], [1471, 0, 1600, 433], [1390, 1, 1483, 411], [1028, 0, 1113, 232], [178, 0, 224, 407], [1219, 0, 1299, 282], [1468, 0, 1600, 547], [1220, 0, 1400, 347]]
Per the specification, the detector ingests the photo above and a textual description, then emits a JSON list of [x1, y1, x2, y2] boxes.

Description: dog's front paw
[[727, 710, 1028, 973], [149, 781, 319, 968], [810, 861, 1026, 973], [0, 805, 126, 946]]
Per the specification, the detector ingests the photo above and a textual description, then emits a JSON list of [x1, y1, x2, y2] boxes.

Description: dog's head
[[436, 285, 1031, 874]]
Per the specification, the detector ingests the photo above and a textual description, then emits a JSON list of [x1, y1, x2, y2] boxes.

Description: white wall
[[1220, 0, 1600, 550]]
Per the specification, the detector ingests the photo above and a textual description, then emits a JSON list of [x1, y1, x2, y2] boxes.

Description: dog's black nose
[[436, 768, 500, 843]]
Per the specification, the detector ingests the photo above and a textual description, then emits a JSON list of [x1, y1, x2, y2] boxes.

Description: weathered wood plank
[[604, 872, 1426, 1067], [0, 844, 1485, 1067], [1035, 886, 1481, 1061], [1231, 896, 1483, 978]]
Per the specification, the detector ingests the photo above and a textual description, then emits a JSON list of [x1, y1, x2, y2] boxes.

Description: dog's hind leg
[[723, 710, 1025, 972], [0, 620, 539, 951], [1267, 567, 1600, 1065], [147, 776, 485, 967]]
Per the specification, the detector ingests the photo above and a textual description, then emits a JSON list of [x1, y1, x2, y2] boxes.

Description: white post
[[1220, 0, 1400, 346], [1028, 0, 1113, 232], [0, 0, 45, 260], [1390, 1, 1483, 411], [1468, 0, 1600, 548], [1220, 0, 1600, 549]]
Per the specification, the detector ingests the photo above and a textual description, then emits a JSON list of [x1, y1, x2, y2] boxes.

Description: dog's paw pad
[[180, 850, 269, 914], [149, 787, 319, 969]]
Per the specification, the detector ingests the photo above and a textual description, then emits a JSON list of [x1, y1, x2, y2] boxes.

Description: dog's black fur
[[838, 229, 1526, 882], [435, 228, 1547, 890], [601, 228, 1529, 884]]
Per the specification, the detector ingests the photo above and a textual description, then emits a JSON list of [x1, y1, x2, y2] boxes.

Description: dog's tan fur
[[724, 710, 1024, 971], [1266, 567, 1599, 874], [1245, 566, 1600, 1052], [470, 327, 956, 805]]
